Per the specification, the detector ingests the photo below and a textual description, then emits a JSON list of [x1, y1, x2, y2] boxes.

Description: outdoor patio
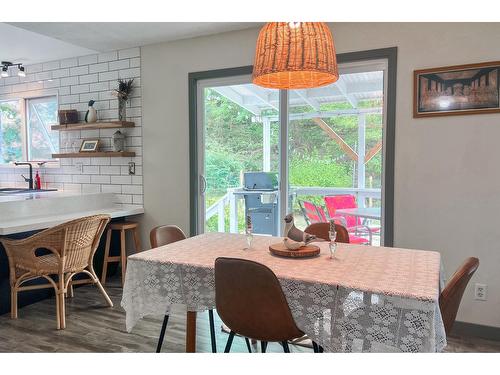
[[205, 69, 384, 244]]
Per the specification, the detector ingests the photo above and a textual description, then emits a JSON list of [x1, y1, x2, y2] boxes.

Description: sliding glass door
[[196, 76, 281, 235], [192, 53, 393, 245], [287, 60, 387, 245]]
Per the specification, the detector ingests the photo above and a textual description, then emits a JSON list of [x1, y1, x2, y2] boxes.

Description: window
[[0, 96, 58, 164], [0, 100, 23, 164]]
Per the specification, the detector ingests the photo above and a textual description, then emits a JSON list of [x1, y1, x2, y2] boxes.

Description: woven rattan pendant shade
[[252, 22, 338, 89]]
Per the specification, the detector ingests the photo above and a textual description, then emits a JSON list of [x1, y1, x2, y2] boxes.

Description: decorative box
[[58, 109, 78, 124]]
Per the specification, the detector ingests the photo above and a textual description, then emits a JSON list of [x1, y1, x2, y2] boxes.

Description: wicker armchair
[[1, 214, 113, 329]]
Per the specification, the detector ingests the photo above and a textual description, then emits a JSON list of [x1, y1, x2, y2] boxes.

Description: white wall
[[140, 23, 500, 328], [0, 48, 143, 206]]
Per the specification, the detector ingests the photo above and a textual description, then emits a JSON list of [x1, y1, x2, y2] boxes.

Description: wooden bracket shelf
[[52, 151, 136, 158], [51, 121, 135, 131]]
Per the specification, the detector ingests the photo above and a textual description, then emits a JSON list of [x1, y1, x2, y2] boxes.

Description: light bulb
[[1, 66, 8, 78], [18, 66, 26, 77]]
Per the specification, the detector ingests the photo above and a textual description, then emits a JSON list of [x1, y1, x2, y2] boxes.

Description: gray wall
[[140, 23, 500, 328]]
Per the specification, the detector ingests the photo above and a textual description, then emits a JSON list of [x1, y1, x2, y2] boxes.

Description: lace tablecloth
[[121, 232, 446, 352]]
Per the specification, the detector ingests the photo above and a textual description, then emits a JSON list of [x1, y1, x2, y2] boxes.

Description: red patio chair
[[299, 199, 368, 244], [298, 200, 327, 225], [323, 194, 374, 244]]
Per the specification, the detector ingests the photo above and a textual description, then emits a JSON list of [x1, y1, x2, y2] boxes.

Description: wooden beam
[[242, 85, 279, 111], [364, 140, 382, 164], [212, 86, 261, 115], [335, 79, 358, 108], [295, 89, 321, 110], [264, 107, 382, 122], [312, 118, 358, 162]]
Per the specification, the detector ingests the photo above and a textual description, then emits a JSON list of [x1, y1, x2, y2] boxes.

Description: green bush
[[290, 158, 352, 187], [205, 151, 243, 195]]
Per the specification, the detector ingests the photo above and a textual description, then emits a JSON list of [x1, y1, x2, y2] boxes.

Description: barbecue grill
[[241, 172, 279, 236]]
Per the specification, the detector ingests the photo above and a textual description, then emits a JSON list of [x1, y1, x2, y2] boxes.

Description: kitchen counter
[[0, 191, 144, 235], [0, 190, 144, 315]]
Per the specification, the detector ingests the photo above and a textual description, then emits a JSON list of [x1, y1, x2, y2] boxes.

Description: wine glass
[[244, 215, 254, 250], [244, 225, 254, 250], [328, 229, 337, 259]]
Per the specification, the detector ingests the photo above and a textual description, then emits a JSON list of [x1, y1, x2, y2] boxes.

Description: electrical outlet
[[74, 161, 83, 173], [128, 162, 135, 175], [474, 283, 487, 301]]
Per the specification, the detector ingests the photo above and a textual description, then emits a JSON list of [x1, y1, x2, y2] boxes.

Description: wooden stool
[[101, 221, 141, 286]]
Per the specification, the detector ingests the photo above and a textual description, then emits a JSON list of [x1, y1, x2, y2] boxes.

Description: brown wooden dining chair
[[215, 257, 317, 353], [150, 225, 218, 353], [305, 222, 350, 243], [1, 215, 113, 330], [439, 257, 479, 336]]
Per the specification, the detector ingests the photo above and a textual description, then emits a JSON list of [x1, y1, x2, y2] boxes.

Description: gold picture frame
[[414, 61, 500, 118], [79, 139, 100, 152]]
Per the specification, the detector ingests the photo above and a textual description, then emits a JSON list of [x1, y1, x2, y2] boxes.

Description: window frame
[[0, 90, 59, 166], [188, 47, 397, 246]]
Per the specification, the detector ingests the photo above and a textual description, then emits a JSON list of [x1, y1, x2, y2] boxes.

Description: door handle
[[200, 175, 207, 194]]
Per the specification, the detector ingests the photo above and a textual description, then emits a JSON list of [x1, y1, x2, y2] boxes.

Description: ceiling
[[213, 71, 384, 117], [3, 22, 262, 65], [0, 23, 96, 65]]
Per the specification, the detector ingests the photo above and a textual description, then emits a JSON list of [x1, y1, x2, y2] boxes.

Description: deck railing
[[206, 186, 382, 233]]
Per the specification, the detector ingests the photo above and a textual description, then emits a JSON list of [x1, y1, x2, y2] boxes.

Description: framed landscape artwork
[[414, 61, 500, 117], [79, 139, 100, 152]]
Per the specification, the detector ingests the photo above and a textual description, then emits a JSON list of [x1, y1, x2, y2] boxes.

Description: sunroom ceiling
[[212, 71, 384, 116]]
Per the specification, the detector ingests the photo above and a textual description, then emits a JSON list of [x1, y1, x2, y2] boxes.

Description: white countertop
[[0, 191, 144, 235]]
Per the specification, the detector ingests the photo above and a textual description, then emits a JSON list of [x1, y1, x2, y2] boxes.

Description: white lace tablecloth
[[121, 232, 446, 352]]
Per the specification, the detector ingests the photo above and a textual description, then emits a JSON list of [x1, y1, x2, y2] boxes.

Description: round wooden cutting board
[[269, 242, 320, 258]]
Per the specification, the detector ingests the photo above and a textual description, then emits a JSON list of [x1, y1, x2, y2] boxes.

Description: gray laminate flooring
[[0, 279, 499, 353]]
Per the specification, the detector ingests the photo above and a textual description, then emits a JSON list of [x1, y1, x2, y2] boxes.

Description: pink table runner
[[121, 232, 446, 352]]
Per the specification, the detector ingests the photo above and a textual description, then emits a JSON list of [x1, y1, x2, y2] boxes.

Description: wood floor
[[0, 279, 499, 353]]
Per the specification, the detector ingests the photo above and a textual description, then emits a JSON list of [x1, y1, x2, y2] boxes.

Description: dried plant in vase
[[112, 79, 134, 121]]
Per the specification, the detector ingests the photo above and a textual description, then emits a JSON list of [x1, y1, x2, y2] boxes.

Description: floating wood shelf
[[51, 121, 135, 131], [52, 151, 136, 158]]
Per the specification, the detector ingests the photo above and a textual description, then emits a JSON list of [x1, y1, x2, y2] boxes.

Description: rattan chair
[[1, 214, 113, 330]]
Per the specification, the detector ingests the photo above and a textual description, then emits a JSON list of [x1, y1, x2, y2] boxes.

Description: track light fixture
[[0, 61, 26, 79]]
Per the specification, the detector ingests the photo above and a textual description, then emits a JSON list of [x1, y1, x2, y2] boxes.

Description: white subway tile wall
[[0, 48, 143, 207]]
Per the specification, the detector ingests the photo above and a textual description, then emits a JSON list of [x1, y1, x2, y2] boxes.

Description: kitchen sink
[[0, 188, 58, 194]]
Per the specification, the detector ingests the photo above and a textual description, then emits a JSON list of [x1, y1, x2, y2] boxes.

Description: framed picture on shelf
[[414, 61, 500, 118], [79, 139, 100, 152]]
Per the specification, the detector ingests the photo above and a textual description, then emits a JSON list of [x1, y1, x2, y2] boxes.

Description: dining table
[[121, 232, 446, 353], [335, 207, 381, 221]]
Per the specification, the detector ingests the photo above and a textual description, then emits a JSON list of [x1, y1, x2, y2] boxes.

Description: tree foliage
[[203, 88, 383, 232]]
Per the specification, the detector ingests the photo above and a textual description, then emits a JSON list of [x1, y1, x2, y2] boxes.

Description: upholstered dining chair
[[215, 257, 317, 353], [440, 257, 479, 336], [305, 222, 350, 243], [150, 225, 218, 353], [1, 215, 113, 330]]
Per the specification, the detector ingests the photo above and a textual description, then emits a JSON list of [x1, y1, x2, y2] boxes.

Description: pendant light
[[252, 22, 339, 89]]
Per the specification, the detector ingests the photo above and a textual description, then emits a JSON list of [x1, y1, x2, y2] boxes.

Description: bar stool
[[101, 221, 141, 286]]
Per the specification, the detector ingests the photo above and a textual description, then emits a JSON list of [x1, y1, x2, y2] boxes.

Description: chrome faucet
[[14, 161, 33, 189]]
